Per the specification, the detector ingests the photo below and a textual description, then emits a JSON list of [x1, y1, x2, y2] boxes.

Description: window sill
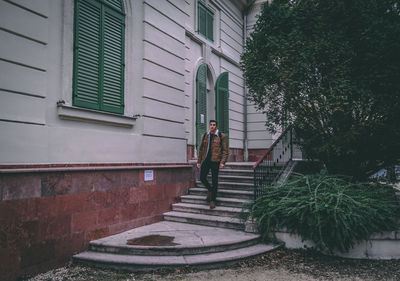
[[186, 28, 214, 47], [57, 104, 137, 128]]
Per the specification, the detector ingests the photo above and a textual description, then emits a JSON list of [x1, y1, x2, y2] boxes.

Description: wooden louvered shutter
[[196, 64, 207, 150], [73, 0, 102, 110], [73, 0, 125, 114], [102, 7, 124, 114], [198, 2, 213, 41], [216, 72, 229, 143], [198, 3, 207, 38], [103, 0, 124, 12], [206, 8, 213, 42]]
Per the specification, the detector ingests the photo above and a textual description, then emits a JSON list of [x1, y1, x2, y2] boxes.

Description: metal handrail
[[253, 126, 293, 169], [253, 126, 294, 200]]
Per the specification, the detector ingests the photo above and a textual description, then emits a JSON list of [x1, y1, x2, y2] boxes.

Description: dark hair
[[209, 120, 217, 125]]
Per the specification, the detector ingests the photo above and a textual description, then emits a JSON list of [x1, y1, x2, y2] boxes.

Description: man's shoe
[[209, 201, 216, 209], [206, 192, 211, 202]]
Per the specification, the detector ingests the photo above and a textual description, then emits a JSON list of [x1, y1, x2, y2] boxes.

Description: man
[[197, 120, 229, 209]]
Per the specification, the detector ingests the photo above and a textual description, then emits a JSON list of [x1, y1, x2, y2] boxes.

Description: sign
[[200, 114, 205, 124], [144, 170, 154, 181]]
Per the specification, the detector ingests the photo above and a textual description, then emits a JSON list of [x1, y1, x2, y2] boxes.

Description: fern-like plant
[[251, 171, 400, 253]]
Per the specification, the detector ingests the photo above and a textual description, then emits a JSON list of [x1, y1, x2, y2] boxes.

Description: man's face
[[209, 122, 217, 133]]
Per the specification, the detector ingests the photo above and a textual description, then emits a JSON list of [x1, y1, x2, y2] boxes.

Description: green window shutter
[[73, 0, 102, 110], [198, 2, 213, 41], [196, 64, 207, 150], [102, 7, 124, 114], [103, 0, 124, 13], [73, 0, 125, 114], [198, 3, 207, 38], [216, 72, 229, 143], [206, 9, 213, 42]]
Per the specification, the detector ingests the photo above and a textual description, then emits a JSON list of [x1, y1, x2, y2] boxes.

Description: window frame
[[197, 1, 214, 42], [72, 0, 125, 115]]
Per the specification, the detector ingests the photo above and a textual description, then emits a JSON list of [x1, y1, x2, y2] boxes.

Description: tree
[[241, 0, 400, 179]]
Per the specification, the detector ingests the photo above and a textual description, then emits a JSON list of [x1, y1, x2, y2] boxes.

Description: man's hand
[[197, 163, 201, 169], [219, 163, 225, 169]]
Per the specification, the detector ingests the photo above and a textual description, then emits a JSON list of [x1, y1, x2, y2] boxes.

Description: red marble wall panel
[[0, 174, 42, 200], [228, 148, 244, 162], [0, 165, 194, 281], [248, 148, 269, 162], [187, 145, 195, 161]]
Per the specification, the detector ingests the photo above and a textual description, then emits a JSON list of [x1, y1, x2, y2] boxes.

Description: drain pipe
[[243, 0, 256, 162]]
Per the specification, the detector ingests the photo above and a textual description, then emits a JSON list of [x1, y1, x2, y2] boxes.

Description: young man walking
[[197, 120, 229, 209]]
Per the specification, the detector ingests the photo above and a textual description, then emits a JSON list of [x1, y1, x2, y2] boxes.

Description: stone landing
[[73, 221, 281, 271]]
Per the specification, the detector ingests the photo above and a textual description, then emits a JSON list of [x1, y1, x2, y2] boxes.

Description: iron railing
[[253, 126, 296, 200]]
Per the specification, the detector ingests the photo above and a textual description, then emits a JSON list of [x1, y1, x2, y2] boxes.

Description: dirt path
[[25, 249, 400, 281]]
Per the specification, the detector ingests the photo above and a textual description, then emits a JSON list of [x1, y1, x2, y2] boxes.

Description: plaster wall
[[275, 230, 400, 260], [0, 0, 150, 164], [245, 0, 275, 150]]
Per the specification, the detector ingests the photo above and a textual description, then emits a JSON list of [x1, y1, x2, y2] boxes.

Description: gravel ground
[[23, 249, 400, 281]]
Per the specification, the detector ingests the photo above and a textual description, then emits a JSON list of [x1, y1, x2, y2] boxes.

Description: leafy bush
[[250, 172, 400, 253]]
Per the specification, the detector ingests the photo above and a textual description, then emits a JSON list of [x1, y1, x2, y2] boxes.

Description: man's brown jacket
[[197, 130, 229, 164]]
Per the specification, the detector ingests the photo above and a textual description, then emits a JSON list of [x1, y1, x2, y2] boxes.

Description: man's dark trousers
[[200, 160, 220, 202]]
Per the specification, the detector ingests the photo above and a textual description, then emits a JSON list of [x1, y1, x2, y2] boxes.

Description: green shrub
[[250, 171, 400, 253]]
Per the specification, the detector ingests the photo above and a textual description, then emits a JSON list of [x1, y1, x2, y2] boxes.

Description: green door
[[216, 72, 229, 145], [196, 64, 207, 151]]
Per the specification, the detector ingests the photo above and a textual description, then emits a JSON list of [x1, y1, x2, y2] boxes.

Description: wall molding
[[57, 104, 137, 128]]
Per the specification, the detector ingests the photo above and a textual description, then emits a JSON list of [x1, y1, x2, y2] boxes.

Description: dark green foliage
[[241, 0, 400, 179], [250, 172, 400, 253]]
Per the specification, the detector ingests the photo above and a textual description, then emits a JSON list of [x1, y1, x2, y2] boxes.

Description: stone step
[[224, 162, 255, 171], [87, 229, 260, 256], [219, 169, 255, 177], [163, 211, 245, 230], [73, 243, 281, 272], [207, 174, 254, 183], [189, 187, 254, 200], [88, 237, 261, 256], [172, 202, 248, 218], [197, 180, 254, 190], [180, 195, 251, 208]]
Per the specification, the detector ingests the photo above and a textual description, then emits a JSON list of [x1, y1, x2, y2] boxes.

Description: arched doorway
[[215, 72, 229, 145]]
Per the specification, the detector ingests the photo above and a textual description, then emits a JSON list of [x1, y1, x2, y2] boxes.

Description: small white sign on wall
[[200, 114, 205, 124], [144, 170, 154, 181]]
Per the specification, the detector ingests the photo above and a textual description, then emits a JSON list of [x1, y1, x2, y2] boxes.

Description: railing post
[[253, 167, 256, 201], [290, 127, 293, 161]]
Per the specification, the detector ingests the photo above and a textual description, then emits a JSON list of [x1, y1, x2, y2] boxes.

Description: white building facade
[[0, 0, 273, 166]]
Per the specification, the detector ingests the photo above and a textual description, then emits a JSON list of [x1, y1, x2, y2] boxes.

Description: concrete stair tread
[[220, 169, 255, 173], [85, 221, 261, 256], [208, 175, 254, 180], [190, 187, 253, 195], [90, 233, 259, 251], [196, 181, 254, 187], [172, 202, 248, 213], [207, 175, 254, 179], [164, 211, 242, 224], [74, 243, 279, 267], [225, 162, 255, 166], [180, 194, 251, 204]]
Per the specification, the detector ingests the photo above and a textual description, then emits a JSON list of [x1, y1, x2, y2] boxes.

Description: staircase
[[164, 162, 254, 230], [73, 162, 281, 271]]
